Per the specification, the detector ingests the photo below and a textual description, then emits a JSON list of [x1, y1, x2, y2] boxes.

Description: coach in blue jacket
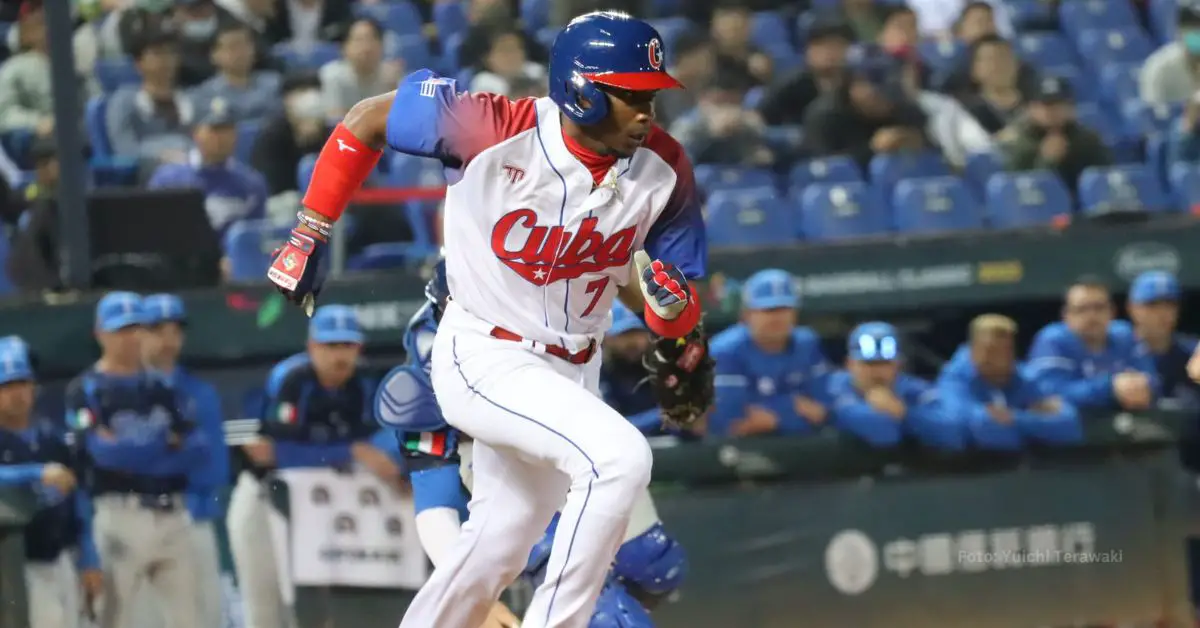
[[709, 269, 833, 438], [141, 293, 226, 628], [940, 314, 1082, 451], [1126, 271, 1200, 410], [830, 322, 963, 450], [1027, 276, 1159, 411]]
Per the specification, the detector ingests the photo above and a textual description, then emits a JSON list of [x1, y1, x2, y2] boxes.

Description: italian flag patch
[[71, 408, 95, 430], [404, 432, 447, 457], [276, 403, 297, 424]]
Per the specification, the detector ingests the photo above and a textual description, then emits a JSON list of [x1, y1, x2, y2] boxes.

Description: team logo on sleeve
[[71, 408, 95, 430], [404, 431, 447, 457], [648, 38, 664, 70], [276, 402, 297, 424]]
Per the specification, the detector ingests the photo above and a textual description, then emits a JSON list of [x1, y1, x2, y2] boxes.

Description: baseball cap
[[742, 269, 799, 310], [804, 16, 854, 46], [198, 98, 237, 128], [1129, 271, 1180, 304], [848, 322, 901, 362], [845, 44, 906, 100], [608, 302, 645, 337], [143, 294, 187, 325], [0, 341, 33, 386], [1030, 76, 1073, 103], [309, 305, 364, 344], [95, 292, 148, 332]]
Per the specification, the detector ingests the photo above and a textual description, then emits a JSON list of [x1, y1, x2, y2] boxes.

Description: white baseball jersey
[[383, 69, 707, 352]]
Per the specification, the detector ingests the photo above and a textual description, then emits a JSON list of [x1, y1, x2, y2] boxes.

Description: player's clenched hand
[[80, 568, 103, 620], [40, 463, 76, 494], [479, 601, 520, 628], [267, 224, 329, 317], [633, 250, 692, 321]]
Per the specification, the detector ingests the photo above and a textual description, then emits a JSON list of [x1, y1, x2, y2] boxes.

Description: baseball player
[[0, 338, 99, 628], [65, 292, 211, 628], [139, 294, 227, 628], [227, 305, 401, 628], [266, 11, 714, 627], [376, 262, 687, 628]]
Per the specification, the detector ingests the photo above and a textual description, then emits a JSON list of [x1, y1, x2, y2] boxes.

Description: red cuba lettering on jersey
[[491, 209, 637, 285]]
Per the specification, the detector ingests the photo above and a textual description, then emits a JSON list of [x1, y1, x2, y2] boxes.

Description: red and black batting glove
[[267, 228, 328, 317], [633, 250, 701, 338]]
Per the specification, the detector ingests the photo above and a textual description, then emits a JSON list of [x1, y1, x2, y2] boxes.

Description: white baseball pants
[[125, 520, 222, 628], [25, 552, 80, 628], [226, 472, 296, 628], [399, 301, 654, 628], [92, 494, 199, 628]]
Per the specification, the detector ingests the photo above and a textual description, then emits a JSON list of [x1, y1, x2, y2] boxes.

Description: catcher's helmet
[[549, 11, 683, 126], [425, 258, 449, 321]]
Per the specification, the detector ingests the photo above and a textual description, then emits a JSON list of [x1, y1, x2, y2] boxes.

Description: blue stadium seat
[[694, 165, 777, 194], [521, 0, 550, 34], [432, 1, 468, 40], [0, 233, 13, 296], [1075, 29, 1154, 68], [1041, 65, 1100, 105], [649, 0, 682, 18], [442, 31, 465, 72], [705, 187, 796, 247], [1007, 0, 1058, 31], [271, 41, 340, 71], [751, 11, 792, 51], [963, 152, 1003, 197], [235, 121, 260, 165], [984, 171, 1073, 228], [535, 26, 558, 53], [0, 130, 31, 170], [95, 57, 140, 93], [1168, 162, 1200, 211], [788, 156, 863, 194], [798, 182, 890, 240], [917, 39, 965, 75], [1058, 0, 1140, 39], [646, 17, 691, 51], [85, 96, 112, 159], [385, 153, 445, 187], [297, 154, 317, 194], [1075, 103, 1123, 146], [891, 177, 983, 234], [1015, 33, 1077, 69], [1148, 0, 1177, 44], [347, 241, 433, 271], [1146, 134, 1169, 189], [354, 1, 424, 36], [1120, 100, 1182, 137], [1100, 63, 1141, 109], [90, 160, 139, 188], [1077, 165, 1172, 214], [223, 220, 291, 282], [392, 34, 434, 72], [868, 152, 950, 197]]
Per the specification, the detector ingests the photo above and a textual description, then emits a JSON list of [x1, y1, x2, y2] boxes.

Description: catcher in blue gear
[[375, 260, 687, 628]]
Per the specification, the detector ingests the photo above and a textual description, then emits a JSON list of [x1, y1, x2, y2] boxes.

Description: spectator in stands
[[896, 48, 993, 167], [262, 0, 353, 48], [829, 322, 962, 450], [174, 0, 255, 88], [600, 303, 688, 438], [0, 1, 53, 138], [655, 31, 716, 128], [189, 22, 281, 122], [214, 0, 282, 47], [148, 100, 268, 240], [1126, 271, 1200, 410], [911, 0, 1013, 39], [758, 17, 854, 127], [458, 0, 547, 72], [838, 0, 886, 42], [708, 269, 833, 439], [102, 0, 173, 61], [997, 76, 1110, 195], [1140, 0, 1200, 107], [709, 0, 772, 85], [250, 72, 330, 195], [1166, 91, 1200, 166], [468, 28, 548, 98], [954, 35, 1030, 134], [106, 29, 196, 172], [876, 4, 918, 54], [507, 75, 548, 99], [552, 0, 648, 29], [952, 1, 1000, 44], [670, 71, 774, 167], [6, 136, 61, 293], [938, 314, 1081, 451], [803, 45, 930, 168], [320, 18, 401, 118], [1027, 276, 1159, 412]]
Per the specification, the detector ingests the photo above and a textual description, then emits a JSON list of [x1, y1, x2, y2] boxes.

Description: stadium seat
[[788, 156, 863, 194], [1100, 63, 1140, 110], [95, 57, 140, 93], [271, 41, 340, 71], [0, 233, 13, 296], [1014, 33, 1077, 69], [649, 0, 682, 18], [0, 130, 31, 170], [751, 11, 792, 52], [705, 187, 797, 247], [1148, 0, 1177, 44], [694, 165, 777, 194], [1058, 0, 1140, 39], [1075, 29, 1153, 68], [235, 121, 260, 165], [1006, 0, 1058, 32], [868, 152, 950, 197], [346, 242, 431, 271], [432, 1, 468, 41], [442, 31, 465, 72], [521, 0, 550, 34], [1146, 134, 1169, 189], [1168, 162, 1200, 211], [535, 26, 558, 53], [917, 39, 965, 75], [963, 152, 1003, 197], [385, 152, 446, 188], [1041, 65, 1100, 105], [1120, 100, 1182, 137], [1075, 103, 1123, 146], [798, 182, 890, 240], [392, 34, 435, 72], [1077, 165, 1172, 214], [646, 17, 691, 50], [224, 220, 291, 282], [85, 96, 112, 159], [354, 1, 423, 36], [297, 154, 317, 194], [984, 171, 1073, 228], [891, 177, 983, 234]]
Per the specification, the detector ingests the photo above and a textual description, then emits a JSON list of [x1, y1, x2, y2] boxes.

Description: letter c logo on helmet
[[549, 11, 683, 126]]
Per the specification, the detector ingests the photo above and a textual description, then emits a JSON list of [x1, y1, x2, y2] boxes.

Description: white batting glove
[[633, 250, 693, 320]]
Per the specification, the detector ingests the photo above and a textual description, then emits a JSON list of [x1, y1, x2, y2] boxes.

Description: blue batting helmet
[[549, 11, 683, 125], [425, 258, 449, 321]]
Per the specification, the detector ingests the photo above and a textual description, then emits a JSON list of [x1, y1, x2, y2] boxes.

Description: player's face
[[98, 326, 143, 364], [1128, 300, 1179, 342], [744, 307, 797, 346], [0, 381, 34, 424], [849, 359, 899, 389], [1063, 286, 1113, 341], [309, 341, 361, 385], [195, 124, 237, 161], [971, 333, 1016, 382], [143, 322, 185, 367], [592, 86, 657, 158]]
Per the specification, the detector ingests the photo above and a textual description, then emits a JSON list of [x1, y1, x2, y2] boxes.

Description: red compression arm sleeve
[[301, 123, 383, 222], [644, 292, 702, 339]]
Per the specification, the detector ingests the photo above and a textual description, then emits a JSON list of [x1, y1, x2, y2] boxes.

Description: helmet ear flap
[[559, 71, 609, 125]]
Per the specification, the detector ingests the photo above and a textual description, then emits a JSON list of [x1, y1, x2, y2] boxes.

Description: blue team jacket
[[1026, 321, 1159, 410], [939, 345, 1082, 451], [708, 324, 833, 437], [828, 370, 963, 450], [168, 368, 228, 522]]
